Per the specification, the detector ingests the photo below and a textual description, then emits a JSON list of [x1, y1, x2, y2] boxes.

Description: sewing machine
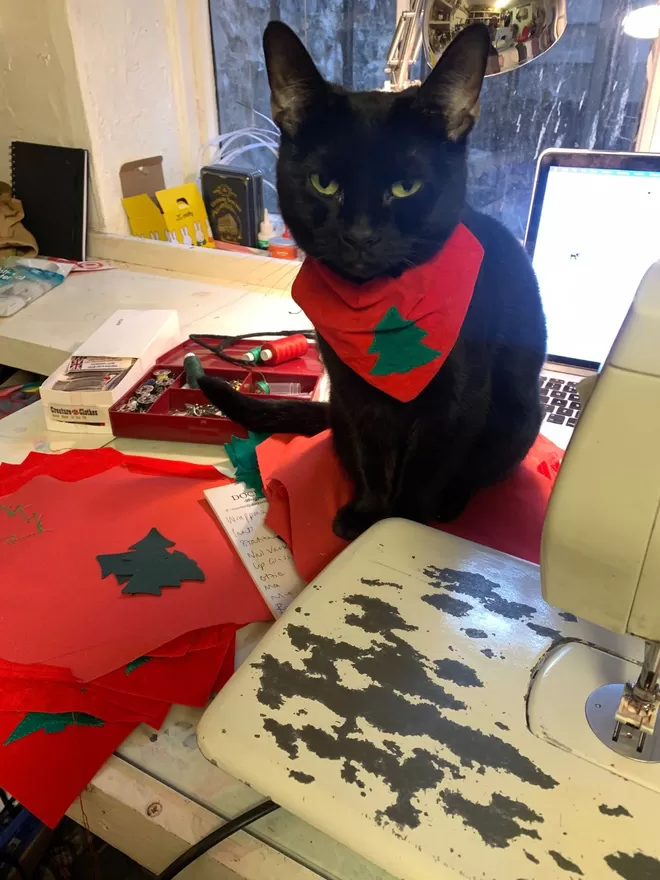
[[542, 257, 660, 762]]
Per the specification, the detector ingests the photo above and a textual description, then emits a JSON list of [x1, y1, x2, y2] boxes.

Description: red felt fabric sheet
[[257, 430, 563, 581], [0, 448, 226, 494], [0, 468, 270, 679], [0, 676, 169, 727], [0, 712, 137, 828], [0, 624, 237, 720], [93, 625, 237, 707], [0, 623, 237, 827], [0, 450, 254, 828], [212, 633, 237, 693]]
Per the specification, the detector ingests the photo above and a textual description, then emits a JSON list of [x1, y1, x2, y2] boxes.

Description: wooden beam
[[67, 756, 318, 880]]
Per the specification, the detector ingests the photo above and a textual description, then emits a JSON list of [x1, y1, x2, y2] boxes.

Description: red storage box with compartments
[[109, 336, 323, 445]]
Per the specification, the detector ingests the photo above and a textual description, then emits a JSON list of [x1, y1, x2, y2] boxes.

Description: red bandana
[[292, 223, 484, 402]]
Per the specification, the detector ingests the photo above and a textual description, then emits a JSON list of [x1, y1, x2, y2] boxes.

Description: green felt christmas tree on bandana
[[368, 307, 441, 377]]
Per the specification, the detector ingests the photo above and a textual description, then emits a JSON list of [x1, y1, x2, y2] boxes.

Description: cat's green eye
[[390, 180, 422, 199], [310, 174, 340, 197]]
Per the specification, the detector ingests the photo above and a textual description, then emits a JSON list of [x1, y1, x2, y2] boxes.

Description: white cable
[[223, 133, 279, 158], [199, 128, 279, 169], [214, 131, 279, 165], [251, 109, 280, 132], [223, 143, 278, 166], [198, 125, 281, 196]]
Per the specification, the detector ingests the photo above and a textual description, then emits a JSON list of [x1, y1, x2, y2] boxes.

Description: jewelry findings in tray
[[172, 403, 225, 418], [117, 369, 176, 413], [108, 336, 324, 445]]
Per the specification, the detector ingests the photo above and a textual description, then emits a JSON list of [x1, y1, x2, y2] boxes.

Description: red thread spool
[[259, 335, 309, 365]]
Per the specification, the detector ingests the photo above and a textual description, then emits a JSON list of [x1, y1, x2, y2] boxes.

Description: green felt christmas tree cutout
[[4, 712, 104, 746], [125, 655, 152, 675], [224, 431, 270, 498], [368, 307, 441, 376], [97, 528, 205, 596]]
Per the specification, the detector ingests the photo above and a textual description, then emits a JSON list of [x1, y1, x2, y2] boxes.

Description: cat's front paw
[[333, 504, 381, 541], [435, 489, 471, 523]]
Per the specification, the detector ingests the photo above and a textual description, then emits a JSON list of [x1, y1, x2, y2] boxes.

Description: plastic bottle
[[268, 238, 298, 260], [257, 210, 276, 249]]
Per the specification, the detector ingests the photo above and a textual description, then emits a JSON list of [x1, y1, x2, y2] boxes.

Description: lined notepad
[[205, 482, 305, 617]]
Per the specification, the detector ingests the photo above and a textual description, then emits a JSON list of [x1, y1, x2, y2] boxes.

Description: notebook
[[10, 141, 89, 261]]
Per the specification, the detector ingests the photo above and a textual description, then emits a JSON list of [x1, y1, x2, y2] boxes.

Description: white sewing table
[[1, 253, 658, 879], [0, 240, 302, 377]]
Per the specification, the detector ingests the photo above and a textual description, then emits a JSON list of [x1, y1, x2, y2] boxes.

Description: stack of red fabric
[[0, 448, 271, 826]]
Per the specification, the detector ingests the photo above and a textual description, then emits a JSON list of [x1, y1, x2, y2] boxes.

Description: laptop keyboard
[[540, 376, 582, 428]]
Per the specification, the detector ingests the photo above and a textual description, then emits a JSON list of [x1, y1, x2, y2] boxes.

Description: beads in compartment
[[117, 369, 176, 413]]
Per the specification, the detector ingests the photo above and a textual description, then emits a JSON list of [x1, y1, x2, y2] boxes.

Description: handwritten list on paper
[[204, 482, 306, 617]]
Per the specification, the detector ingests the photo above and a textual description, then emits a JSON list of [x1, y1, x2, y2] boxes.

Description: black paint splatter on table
[[439, 791, 543, 848], [605, 851, 660, 879], [423, 567, 538, 621], [254, 593, 557, 831]]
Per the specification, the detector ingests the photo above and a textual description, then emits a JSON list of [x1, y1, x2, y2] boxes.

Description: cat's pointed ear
[[414, 24, 490, 141], [263, 21, 328, 137]]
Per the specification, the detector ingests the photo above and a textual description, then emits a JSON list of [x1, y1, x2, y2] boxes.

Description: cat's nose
[[342, 225, 380, 250]]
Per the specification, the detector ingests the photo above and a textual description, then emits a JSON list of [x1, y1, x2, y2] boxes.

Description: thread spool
[[243, 345, 263, 363], [183, 352, 205, 389], [259, 335, 309, 365]]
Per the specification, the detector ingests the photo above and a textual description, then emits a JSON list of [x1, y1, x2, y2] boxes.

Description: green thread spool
[[183, 352, 205, 389], [243, 346, 263, 363]]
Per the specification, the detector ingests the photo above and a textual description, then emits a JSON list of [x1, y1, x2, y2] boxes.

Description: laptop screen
[[528, 161, 660, 368]]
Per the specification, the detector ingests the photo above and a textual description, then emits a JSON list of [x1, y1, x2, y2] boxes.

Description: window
[[209, 0, 654, 236], [209, 0, 396, 209], [471, 0, 654, 238], [210, 0, 396, 132]]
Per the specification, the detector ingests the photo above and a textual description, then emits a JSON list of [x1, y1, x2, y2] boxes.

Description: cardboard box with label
[[40, 310, 181, 433], [120, 156, 214, 247]]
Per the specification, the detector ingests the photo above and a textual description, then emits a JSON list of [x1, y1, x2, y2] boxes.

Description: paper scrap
[[204, 482, 305, 617], [215, 460, 237, 480]]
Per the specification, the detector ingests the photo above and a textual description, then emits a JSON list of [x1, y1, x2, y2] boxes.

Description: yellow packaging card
[[122, 194, 167, 241], [156, 183, 214, 248], [122, 183, 213, 247]]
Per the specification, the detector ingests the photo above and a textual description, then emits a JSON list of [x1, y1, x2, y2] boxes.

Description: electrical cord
[[189, 329, 315, 368], [156, 799, 280, 880]]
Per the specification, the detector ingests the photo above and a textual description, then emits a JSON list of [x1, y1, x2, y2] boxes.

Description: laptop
[[524, 148, 660, 449]]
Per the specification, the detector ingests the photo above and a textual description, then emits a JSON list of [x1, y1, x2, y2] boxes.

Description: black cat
[[200, 21, 546, 541]]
